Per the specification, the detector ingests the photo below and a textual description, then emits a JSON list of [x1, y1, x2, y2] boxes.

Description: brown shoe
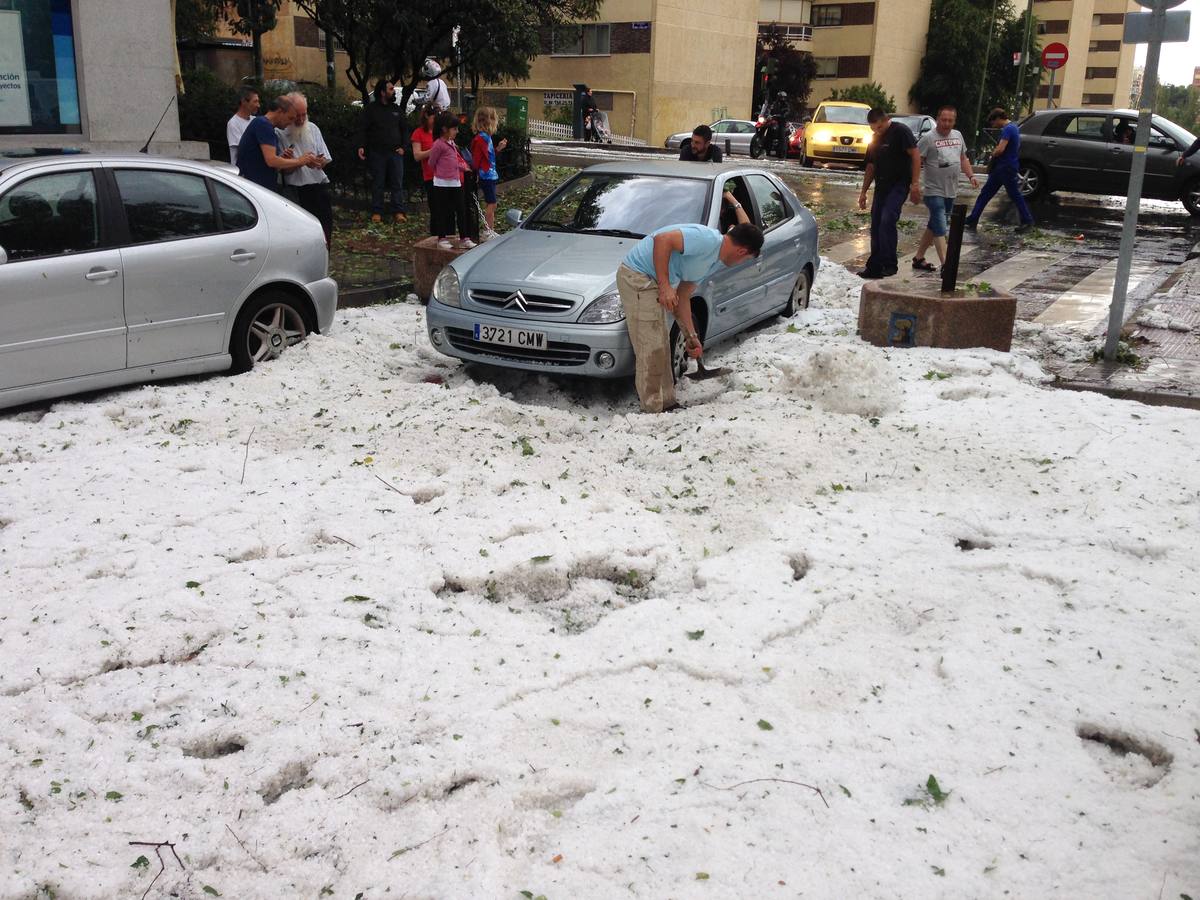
[[394, 212, 408, 224], [370, 213, 382, 224]]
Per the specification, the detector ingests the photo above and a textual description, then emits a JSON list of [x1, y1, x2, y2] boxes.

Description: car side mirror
[[505, 209, 523, 227], [802, 116, 812, 124]]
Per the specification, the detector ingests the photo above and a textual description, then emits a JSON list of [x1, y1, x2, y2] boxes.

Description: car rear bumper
[[306, 277, 338, 333], [425, 301, 636, 377]]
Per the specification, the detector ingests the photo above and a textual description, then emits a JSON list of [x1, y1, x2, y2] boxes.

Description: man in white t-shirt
[[423, 59, 451, 111], [280, 92, 334, 245], [226, 86, 260, 166], [912, 105, 978, 273]]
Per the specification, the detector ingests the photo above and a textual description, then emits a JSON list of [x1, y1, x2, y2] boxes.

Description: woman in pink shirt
[[410, 104, 438, 235], [427, 113, 474, 250]]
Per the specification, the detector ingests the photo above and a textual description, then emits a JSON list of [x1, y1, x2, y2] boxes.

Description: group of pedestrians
[[226, 64, 505, 251], [858, 105, 1034, 280]]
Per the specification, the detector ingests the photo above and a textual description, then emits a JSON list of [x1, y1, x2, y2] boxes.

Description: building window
[[812, 5, 842, 26], [837, 55, 870, 78], [813, 56, 838, 78], [0, 0, 81, 135], [294, 16, 320, 49], [1093, 13, 1124, 26], [1039, 20, 1069, 34], [1085, 67, 1117, 80], [1090, 40, 1120, 52], [1082, 93, 1115, 105], [552, 23, 611, 56]]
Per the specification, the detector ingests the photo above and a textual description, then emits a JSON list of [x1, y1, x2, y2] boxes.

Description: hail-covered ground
[[1, 262, 1198, 900]]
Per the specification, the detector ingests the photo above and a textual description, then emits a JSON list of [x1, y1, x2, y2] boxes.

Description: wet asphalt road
[[533, 142, 1200, 333]]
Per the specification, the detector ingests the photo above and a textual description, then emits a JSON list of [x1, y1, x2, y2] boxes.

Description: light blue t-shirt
[[624, 224, 724, 286]]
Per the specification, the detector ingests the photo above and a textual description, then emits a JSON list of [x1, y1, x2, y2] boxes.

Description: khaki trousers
[[617, 264, 675, 413]]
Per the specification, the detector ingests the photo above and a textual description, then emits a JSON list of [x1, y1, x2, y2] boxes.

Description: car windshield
[[814, 105, 869, 125], [524, 173, 709, 237], [1152, 114, 1197, 147]]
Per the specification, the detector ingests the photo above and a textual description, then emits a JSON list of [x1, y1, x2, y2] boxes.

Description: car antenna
[[139, 95, 177, 154]]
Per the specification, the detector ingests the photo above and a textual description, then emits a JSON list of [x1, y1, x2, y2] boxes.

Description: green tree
[[1156, 84, 1200, 133], [910, 0, 1037, 145], [174, 0, 221, 43], [177, 0, 283, 81], [753, 24, 818, 117], [296, 0, 601, 110], [829, 81, 896, 112]]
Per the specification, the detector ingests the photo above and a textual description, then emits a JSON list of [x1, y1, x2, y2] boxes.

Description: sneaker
[[1014, 222, 1034, 234], [480, 228, 498, 242], [964, 220, 978, 231], [394, 212, 408, 224], [856, 269, 885, 280], [456, 238, 477, 250], [370, 213, 382, 224], [912, 258, 936, 272], [436, 239, 453, 250]]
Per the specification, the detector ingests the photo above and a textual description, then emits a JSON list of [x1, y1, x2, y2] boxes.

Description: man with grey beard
[[281, 92, 334, 244]]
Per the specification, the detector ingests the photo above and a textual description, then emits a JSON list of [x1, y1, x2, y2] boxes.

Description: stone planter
[[857, 281, 1018, 352]]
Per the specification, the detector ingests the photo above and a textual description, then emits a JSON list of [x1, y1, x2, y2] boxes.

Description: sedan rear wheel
[[1183, 178, 1200, 218], [784, 269, 811, 317], [1017, 161, 1046, 200], [231, 291, 310, 373]]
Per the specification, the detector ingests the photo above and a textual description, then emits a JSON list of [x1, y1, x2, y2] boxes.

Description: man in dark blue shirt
[[236, 95, 317, 192], [857, 108, 921, 279], [965, 107, 1034, 233]]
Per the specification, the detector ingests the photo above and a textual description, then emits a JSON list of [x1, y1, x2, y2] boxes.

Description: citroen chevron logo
[[503, 290, 529, 312]]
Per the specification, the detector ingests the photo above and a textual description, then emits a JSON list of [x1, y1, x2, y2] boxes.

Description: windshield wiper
[[581, 227, 645, 239], [525, 220, 579, 232]]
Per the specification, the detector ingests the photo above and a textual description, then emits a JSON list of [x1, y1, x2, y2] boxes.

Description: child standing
[[410, 104, 439, 235], [470, 106, 508, 240], [427, 112, 475, 251]]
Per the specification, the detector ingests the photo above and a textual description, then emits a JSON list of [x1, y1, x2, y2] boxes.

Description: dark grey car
[[1015, 108, 1200, 216]]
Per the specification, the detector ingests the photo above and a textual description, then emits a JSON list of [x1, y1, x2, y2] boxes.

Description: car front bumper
[[306, 276, 339, 332], [807, 142, 868, 163], [425, 300, 636, 378]]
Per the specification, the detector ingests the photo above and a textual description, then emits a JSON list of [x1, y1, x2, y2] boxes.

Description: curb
[[1187, 241, 1200, 261], [1049, 379, 1200, 411]]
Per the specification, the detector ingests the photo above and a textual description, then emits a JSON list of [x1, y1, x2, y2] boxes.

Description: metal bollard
[[940, 203, 967, 293], [725, 138, 732, 157]]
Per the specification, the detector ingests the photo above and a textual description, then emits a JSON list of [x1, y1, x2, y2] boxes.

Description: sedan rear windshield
[[524, 174, 708, 238], [814, 106, 869, 125]]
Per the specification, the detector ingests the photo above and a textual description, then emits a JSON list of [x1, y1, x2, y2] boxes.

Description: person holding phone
[[281, 92, 334, 245]]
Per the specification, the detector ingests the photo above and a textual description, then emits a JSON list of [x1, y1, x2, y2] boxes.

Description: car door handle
[[230, 250, 257, 262], [84, 268, 119, 282]]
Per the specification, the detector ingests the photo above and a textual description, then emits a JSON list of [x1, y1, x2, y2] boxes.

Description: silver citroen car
[[0, 153, 337, 411], [425, 160, 819, 379]]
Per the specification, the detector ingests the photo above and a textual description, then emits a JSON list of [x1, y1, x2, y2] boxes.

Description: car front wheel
[[1182, 178, 1200, 218], [230, 291, 310, 373], [800, 141, 814, 168], [1017, 161, 1046, 200]]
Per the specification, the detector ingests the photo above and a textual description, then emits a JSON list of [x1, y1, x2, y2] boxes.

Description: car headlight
[[432, 266, 461, 307], [814, 130, 833, 143], [579, 291, 625, 324]]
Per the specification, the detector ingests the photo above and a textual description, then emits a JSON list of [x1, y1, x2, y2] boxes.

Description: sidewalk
[[1052, 254, 1200, 410]]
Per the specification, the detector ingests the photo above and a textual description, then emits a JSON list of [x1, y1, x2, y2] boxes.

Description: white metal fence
[[526, 119, 647, 147]]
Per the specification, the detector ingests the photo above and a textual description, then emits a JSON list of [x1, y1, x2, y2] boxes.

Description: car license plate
[[473, 324, 547, 349], [832, 146, 859, 154]]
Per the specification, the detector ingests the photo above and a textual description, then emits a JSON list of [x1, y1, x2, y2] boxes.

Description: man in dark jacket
[[679, 125, 723, 162], [356, 79, 407, 223]]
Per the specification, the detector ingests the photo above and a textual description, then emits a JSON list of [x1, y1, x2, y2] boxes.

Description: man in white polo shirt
[[281, 92, 334, 245]]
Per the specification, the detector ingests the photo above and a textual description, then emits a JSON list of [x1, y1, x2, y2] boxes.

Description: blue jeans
[[368, 149, 405, 215], [923, 195, 955, 237], [967, 164, 1033, 225], [866, 182, 908, 276]]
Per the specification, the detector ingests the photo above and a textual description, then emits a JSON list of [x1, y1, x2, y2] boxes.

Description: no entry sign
[[1042, 42, 1069, 70]]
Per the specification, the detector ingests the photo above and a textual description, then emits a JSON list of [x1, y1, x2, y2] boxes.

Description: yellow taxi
[[800, 100, 872, 168]]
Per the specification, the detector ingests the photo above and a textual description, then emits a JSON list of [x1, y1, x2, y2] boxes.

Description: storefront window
[[0, 0, 81, 134]]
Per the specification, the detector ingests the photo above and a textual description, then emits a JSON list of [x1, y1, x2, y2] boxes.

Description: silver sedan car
[[665, 120, 758, 155], [425, 160, 819, 379], [0, 154, 337, 410]]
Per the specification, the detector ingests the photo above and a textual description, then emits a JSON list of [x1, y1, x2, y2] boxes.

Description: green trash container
[[506, 95, 528, 133]]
